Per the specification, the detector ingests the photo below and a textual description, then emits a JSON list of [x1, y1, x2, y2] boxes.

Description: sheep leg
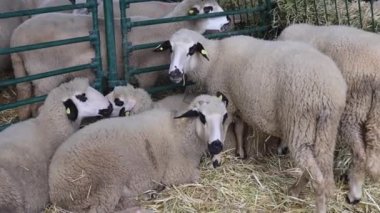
[[233, 119, 246, 159], [0, 168, 24, 213], [88, 184, 123, 213], [287, 121, 327, 213], [12, 52, 33, 120], [364, 90, 380, 181], [340, 114, 366, 204]]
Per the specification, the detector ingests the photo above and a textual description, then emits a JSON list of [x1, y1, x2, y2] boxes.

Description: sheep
[[0, 78, 112, 213], [48, 93, 229, 212], [156, 28, 347, 213], [105, 85, 241, 166], [278, 23, 380, 204], [97, 0, 178, 18], [11, 0, 230, 121], [0, 0, 76, 71]]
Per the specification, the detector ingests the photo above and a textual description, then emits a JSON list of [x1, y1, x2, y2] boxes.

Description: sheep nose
[[208, 140, 223, 155], [98, 102, 113, 117], [169, 69, 183, 81]]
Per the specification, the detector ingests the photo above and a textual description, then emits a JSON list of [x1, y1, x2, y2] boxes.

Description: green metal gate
[[0, 0, 103, 130]]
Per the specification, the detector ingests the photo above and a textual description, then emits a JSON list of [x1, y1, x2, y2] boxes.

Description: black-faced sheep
[[157, 29, 347, 213], [0, 78, 112, 213], [11, 0, 229, 120], [278, 23, 380, 204], [106, 85, 239, 167], [48, 93, 229, 212]]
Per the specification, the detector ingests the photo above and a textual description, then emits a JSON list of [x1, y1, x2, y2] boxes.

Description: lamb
[[11, 0, 229, 120], [157, 29, 347, 213], [0, 78, 112, 213], [48, 93, 229, 212], [0, 0, 77, 71], [105, 85, 240, 166], [278, 23, 380, 204]]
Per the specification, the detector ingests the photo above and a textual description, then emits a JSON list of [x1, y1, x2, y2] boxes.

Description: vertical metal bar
[[358, 0, 363, 28], [370, 0, 375, 31], [120, 0, 131, 83], [333, 0, 339, 24], [313, 0, 319, 25], [322, 0, 328, 23], [344, 0, 351, 25], [89, 0, 103, 91], [103, 0, 118, 88], [303, 0, 308, 23]]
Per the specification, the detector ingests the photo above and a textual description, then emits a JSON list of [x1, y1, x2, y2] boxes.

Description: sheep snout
[[98, 102, 113, 117], [208, 139, 223, 155]]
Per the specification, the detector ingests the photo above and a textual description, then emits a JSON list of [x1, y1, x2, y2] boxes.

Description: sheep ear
[[216, 91, 229, 107], [154, 41, 171, 52], [174, 109, 199, 119], [63, 98, 78, 121], [196, 42, 209, 61]]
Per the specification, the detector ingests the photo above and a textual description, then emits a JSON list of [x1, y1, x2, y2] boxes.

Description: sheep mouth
[[119, 107, 132, 117]]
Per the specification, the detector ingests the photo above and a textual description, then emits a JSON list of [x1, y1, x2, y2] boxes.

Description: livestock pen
[[0, 0, 380, 212]]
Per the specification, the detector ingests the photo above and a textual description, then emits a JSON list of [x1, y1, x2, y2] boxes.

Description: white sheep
[[157, 29, 347, 213], [278, 23, 380, 204], [0, 0, 74, 71], [11, 0, 229, 120], [48, 93, 229, 212], [105, 85, 240, 166], [0, 78, 112, 213]]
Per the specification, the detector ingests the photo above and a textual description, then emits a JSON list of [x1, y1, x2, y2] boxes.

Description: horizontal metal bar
[[0, 95, 46, 111], [0, 63, 96, 87], [0, 36, 91, 55], [122, 0, 164, 4], [0, 123, 12, 132], [127, 26, 270, 52], [146, 81, 194, 94], [129, 64, 169, 75], [127, 6, 266, 28], [0, 3, 94, 19], [205, 25, 270, 39]]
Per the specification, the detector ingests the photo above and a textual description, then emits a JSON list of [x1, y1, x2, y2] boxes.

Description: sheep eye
[[75, 93, 87, 102], [188, 44, 197, 56], [199, 113, 206, 124], [223, 113, 228, 124], [204, 6, 213, 13], [114, 98, 124, 107]]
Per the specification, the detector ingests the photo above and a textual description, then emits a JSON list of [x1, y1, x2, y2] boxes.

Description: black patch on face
[[174, 110, 199, 119], [114, 98, 124, 107], [119, 107, 126, 117], [187, 42, 209, 61], [216, 91, 229, 107], [223, 113, 228, 124], [199, 112, 206, 124], [204, 6, 213, 13], [63, 98, 78, 121], [213, 160, 221, 168], [188, 7, 200, 15], [153, 41, 172, 52], [75, 93, 87, 102]]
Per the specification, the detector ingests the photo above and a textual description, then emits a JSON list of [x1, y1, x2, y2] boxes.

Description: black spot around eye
[[223, 113, 228, 124], [63, 98, 78, 121], [114, 98, 124, 107], [75, 93, 87, 102], [188, 7, 200, 15], [204, 6, 213, 13], [199, 112, 206, 124]]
